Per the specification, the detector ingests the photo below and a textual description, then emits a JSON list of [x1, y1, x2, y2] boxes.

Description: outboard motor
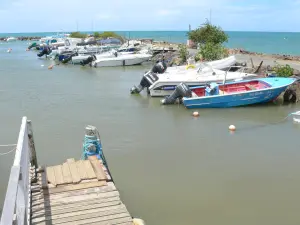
[[80, 55, 97, 66], [161, 83, 192, 105], [61, 52, 78, 64], [130, 61, 167, 94], [37, 46, 51, 57]]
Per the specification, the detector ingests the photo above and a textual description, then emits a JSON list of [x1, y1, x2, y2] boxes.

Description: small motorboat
[[170, 77, 296, 108]]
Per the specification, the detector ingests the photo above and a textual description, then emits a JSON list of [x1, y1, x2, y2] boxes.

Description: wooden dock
[[0, 117, 144, 225], [30, 156, 133, 225]]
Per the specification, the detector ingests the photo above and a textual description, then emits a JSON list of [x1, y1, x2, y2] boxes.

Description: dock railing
[[0, 117, 37, 225]]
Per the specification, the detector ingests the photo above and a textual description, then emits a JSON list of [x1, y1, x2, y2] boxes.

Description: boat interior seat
[[219, 90, 228, 95], [245, 84, 257, 90], [191, 91, 198, 97]]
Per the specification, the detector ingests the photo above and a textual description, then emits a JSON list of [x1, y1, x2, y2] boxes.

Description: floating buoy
[[48, 65, 54, 70], [133, 218, 145, 225], [229, 125, 236, 131], [192, 111, 199, 117], [41, 65, 44, 67], [7, 48, 12, 53]]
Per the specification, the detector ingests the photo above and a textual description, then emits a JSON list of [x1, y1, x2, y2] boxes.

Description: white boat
[[92, 52, 152, 67], [6, 37, 17, 42], [130, 61, 257, 97], [71, 50, 134, 64]]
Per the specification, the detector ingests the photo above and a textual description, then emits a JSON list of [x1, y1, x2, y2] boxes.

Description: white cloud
[[157, 9, 181, 16]]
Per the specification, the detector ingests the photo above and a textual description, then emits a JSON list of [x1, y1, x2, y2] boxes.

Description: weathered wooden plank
[[47, 180, 107, 194], [76, 160, 89, 180], [84, 217, 133, 225], [62, 162, 73, 184], [32, 190, 120, 209], [53, 165, 64, 185], [68, 161, 81, 184], [46, 166, 56, 186], [32, 182, 116, 201], [31, 204, 127, 224], [32, 195, 121, 213], [89, 158, 107, 181], [40, 169, 48, 189], [83, 160, 96, 179], [32, 199, 122, 218], [63, 213, 132, 225]]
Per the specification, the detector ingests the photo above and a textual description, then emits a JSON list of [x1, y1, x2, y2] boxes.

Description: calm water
[[1, 41, 300, 225], [2, 31, 300, 55]]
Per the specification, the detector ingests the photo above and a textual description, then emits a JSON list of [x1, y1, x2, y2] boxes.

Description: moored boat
[[180, 77, 296, 108]]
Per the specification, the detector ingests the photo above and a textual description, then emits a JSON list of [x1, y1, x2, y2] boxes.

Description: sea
[[1, 31, 300, 55], [0, 33, 300, 225]]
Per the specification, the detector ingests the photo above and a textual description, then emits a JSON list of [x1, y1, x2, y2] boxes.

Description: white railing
[[0, 117, 37, 225]]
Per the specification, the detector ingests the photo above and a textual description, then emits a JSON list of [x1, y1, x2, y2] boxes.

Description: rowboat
[[181, 77, 296, 108]]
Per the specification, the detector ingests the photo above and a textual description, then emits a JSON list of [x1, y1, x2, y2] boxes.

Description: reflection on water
[[0, 42, 300, 225]]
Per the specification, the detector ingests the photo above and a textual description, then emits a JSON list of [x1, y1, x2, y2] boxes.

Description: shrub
[[273, 64, 294, 77]]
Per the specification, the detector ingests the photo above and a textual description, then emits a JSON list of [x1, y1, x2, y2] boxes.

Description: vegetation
[[69, 32, 88, 38], [69, 31, 124, 42], [188, 20, 229, 61], [93, 31, 124, 41], [178, 44, 189, 63], [273, 64, 294, 77]]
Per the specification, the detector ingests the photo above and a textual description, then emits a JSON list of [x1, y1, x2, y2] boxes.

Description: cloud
[[157, 9, 182, 16]]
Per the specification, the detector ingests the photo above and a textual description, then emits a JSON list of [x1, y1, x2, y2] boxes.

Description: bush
[[188, 20, 228, 45], [93, 31, 124, 41], [178, 44, 189, 63], [198, 42, 228, 61], [273, 64, 294, 77], [69, 32, 88, 38]]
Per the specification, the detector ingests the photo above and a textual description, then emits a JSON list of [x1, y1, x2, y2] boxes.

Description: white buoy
[[41, 65, 44, 67], [229, 125, 236, 131], [133, 218, 145, 225], [192, 111, 199, 117], [7, 48, 12, 53]]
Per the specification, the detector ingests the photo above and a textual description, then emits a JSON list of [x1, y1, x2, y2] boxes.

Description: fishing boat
[[130, 59, 255, 97], [91, 51, 152, 67], [180, 77, 296, 108]]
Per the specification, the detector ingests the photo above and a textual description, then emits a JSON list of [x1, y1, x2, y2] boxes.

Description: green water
[[1, 41, 300, 225]]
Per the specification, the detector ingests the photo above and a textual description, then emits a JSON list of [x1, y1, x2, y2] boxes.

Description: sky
[[0, 0, 300, 33]]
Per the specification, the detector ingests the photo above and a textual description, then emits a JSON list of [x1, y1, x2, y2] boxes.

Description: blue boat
[[182, 77, 296, 108]]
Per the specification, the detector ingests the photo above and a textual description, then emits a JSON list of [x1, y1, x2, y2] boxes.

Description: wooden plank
[[53, 165, 64, 185], [32, 195, 121, 214], [40, 170, 48, 189], [31, 204, 128, 224], [62, 162, 73, 184], [68, 161, 81, 184], [89, 159, 107, 181], [63, 213, 132, 225], [76, 160, 89, 180], [32, 200, 122, 218], [46, 166, 56, 186], [83, 160, 96, 179], [32, 182, 116, 201], [47, 180, 107, 194], [32, 190, 120, 209]]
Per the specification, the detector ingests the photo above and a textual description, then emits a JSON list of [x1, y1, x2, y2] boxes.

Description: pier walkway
[[0, 117, 138, 225]]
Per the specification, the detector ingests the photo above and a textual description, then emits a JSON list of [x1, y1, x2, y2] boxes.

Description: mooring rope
[[0, 148, 16, 156]]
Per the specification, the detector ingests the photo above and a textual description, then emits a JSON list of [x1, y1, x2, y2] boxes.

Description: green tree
[[188, 20, 228, 45], [188, 20, 229, 61]]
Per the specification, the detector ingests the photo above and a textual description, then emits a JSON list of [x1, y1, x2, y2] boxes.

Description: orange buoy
[[48, 65, 54, 70], [229, 125, 236, 131], [193, 111, 199, 117]]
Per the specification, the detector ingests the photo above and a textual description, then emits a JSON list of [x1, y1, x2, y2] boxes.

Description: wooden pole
[[27, 120, 38, 169]]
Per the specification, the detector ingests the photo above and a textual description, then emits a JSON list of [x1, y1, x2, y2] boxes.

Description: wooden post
[[27, 120, 38, 169]]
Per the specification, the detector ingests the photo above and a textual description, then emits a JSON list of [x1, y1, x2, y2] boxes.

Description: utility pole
[[210, 9, 212, 24]]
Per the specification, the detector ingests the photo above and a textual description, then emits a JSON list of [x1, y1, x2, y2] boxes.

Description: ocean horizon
[[1, 30, 300, 56]]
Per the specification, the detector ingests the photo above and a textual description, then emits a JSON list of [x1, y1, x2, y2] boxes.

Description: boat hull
[[183, 79, 294, 108], [92, 55, 151, 67], [149, 76, 256, 97]]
